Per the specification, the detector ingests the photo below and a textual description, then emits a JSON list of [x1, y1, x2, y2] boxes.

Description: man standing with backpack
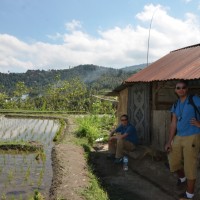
[[165, 80, 200, 200]]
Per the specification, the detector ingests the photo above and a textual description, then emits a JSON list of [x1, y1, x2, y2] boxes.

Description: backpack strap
[[188, 95, 200, 119], [171, 99, 178, 121]]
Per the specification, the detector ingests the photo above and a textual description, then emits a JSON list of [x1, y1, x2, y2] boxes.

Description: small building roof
[[125, 43, 200, 83], [106, 84, 128, 96]]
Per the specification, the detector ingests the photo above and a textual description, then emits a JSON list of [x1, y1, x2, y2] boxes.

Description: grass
[[0, 109, 88, 115], [74, 114, 116, 200], [7, 169, 14, 183], [53, 118, 66, 142], [82, 170, 109, 200], [75, 114, 115, 145], [29, 190, 45, 200], [0, 141, 43, 152], [72, 136, 109, 200]]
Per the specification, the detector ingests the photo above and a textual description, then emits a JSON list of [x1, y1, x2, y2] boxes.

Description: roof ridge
[[171, 43, 200, 53]]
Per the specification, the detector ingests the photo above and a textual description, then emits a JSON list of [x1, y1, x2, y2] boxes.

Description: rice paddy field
[[0, 115, 60, 199]]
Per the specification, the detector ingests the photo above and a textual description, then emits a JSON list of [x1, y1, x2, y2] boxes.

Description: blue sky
[[0, 0, 200, 72]]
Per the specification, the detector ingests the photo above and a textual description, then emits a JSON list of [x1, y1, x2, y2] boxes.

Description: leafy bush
[[75, 115, 116, 145], [91, 99, 116, 115]]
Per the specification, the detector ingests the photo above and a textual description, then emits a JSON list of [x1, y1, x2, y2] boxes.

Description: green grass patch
[[0, 109, 88, 115], [72, 137, 109, 200], [74, 114, 116, 200], [82, 170, 109, 200], [53, 118, 66, 142], [75, 114, 115, 145], [0, 109, 88, 121], [0, 141, 43, 152], [30, 190, 45, 200]]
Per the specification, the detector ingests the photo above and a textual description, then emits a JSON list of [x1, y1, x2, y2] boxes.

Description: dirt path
[[91, 144, 200, 200], [91, 149, 176, 200], [49, 118, 89, 200]]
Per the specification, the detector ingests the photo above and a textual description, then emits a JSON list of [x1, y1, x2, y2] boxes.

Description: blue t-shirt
[[171, 95, 200, 136], [115, 123, 138, 144]]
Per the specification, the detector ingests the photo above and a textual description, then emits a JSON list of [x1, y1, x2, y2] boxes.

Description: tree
[[45, 78, 89, 111], [0, 92, 7, 108], [13, 81, 29, 108]]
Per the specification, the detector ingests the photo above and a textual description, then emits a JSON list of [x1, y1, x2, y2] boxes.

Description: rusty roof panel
[[125, 44, 200, 83]]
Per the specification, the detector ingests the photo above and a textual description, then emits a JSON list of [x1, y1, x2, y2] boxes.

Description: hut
[[112, 44, 200, 151]]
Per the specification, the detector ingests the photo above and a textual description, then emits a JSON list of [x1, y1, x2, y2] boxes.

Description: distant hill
[[121, 63, 147, 72], [0, 64, 146, 94]]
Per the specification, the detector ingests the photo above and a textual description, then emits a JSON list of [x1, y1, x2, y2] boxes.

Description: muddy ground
[[49, 118, 200, 200]]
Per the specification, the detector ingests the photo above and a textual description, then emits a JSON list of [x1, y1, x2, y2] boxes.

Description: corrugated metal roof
[[125, 44, 200, 83]]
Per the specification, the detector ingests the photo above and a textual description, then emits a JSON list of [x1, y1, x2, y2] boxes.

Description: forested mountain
[[0, 64, 144, 94], [121, 63, 147, 72], [0, 64, 146, 111]]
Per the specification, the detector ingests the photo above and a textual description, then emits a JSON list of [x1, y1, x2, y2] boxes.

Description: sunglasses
[[176, 86, 187, 90], [121, 119, 127, 121]]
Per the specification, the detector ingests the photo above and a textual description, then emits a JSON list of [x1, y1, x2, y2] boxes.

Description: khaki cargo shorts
[[168, 134, 200, 180]]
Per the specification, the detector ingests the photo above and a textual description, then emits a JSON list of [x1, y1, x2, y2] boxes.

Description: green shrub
[[91, 99, 115, 115], [75, 114, 116, 145]]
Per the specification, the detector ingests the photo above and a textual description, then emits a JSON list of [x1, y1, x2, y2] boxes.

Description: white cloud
[[47, 32, 63, 41], [1, 4, 200, 73], [65, 19, 82, 32]]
